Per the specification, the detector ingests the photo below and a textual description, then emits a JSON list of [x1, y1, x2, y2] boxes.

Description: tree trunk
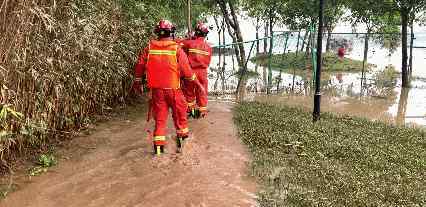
[[221, 19, 226, 91], [267, 11, 274, 94], [264, 20, 269, 54], [221, 18, 226, 91], [256, 17, 260, 55], [227, 23, 241, 65], [409, 21, 414, 76], [296, 30, 301, 55], [301, 30, 309, 52], [361, 31, 370, 94], [213, 16, 221, 91], [401, 9, 410, 88], [255, 17, 260, 92], [326, 28, 332, 52], [229, 3, 245, 65], [306, 30, 312, 55], [187, 0, 192, 32], [292, 31, 301, 92], [262, 20, 268, 91], [217, 0, 246, 99], [396, 87, 410, 125]]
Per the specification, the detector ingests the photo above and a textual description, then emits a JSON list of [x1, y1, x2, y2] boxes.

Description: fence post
[[361, 32, 369, 96], [292, 31, 301, 92], [310, 24, 317, 87], [267, 31, 274, 94], [313, 0, 325, 122], [278, 33, 290, 92], [255, 39, 259, 92]]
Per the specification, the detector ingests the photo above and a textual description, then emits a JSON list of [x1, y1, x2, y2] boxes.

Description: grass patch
[[252, 52, 374, 73], [28, 153, 57, 177], [234, 102, 426, 206], [0, 184, 17, 199]]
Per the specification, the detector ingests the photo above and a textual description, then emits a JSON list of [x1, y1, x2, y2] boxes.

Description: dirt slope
[[1, 101, 257, 207]]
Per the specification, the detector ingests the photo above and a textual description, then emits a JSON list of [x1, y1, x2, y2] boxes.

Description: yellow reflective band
[[185, 74, 197, 81], [188, 48, 209, 56], [187, 101, 196, 106], [148, 50, 176, 56], [177, 128, 189, 134], [199, 107, 207, 111], [153, 136, 166, 141]]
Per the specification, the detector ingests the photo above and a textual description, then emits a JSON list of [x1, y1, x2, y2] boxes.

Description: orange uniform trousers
[[183, 69, 208, 111], [152, 89, 189, 146]]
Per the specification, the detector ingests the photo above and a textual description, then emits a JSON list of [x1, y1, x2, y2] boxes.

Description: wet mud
[[0, 102, 257, 207]]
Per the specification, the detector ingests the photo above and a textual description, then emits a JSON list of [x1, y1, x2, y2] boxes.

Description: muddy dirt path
[[1, 102, 257, 207]]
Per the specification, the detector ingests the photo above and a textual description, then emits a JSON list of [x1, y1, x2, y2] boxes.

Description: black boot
[[153, 145, 165, 155], [176, 135, 188, 153], [187, 108, 195, 119], [193, 109, 201, 119]]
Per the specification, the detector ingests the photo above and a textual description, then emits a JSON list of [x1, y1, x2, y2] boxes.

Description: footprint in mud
[[150, 155, 176, 169], [119, 144, 146, 157], [176, 140, 202, 166]]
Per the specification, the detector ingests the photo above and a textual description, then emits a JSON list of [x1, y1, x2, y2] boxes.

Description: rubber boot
[[187, 108, 195, 119], [176, 136, 188, 153], [193, 109, 201, 119], [153, 144, 165, 155]]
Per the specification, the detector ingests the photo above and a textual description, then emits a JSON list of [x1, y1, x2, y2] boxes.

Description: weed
[[28, 154, 57, 177]]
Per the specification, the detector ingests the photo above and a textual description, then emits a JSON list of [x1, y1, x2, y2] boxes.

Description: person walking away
[[337, 45, 346, 61], [181, 22, 212, 118], [132, 20, 205, 155]]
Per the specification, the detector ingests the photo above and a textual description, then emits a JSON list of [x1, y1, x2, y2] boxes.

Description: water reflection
[[396, 87, 410, 125], [212, 68, 424, 127], [249, 71, 426, 127], [208, 49, 426, 127]]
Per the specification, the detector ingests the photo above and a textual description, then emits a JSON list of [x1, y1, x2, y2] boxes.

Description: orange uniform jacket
[[180, 37, 212, 113], [182, 37, 212, 70], [134, 39, 196, 87]]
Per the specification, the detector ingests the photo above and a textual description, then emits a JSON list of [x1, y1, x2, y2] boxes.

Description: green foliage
[[373, 65, 399, 88], [0, 105, 24, 161], [28, 153, 57, 177], [234, 102, 426, 206], [346, 0, 396, 30], [278, 0, 319, 29], [37, 154, 57, 168], [0, 184, 17, 199], [234, 69, 260, 79], [0, 0, 213, 170]]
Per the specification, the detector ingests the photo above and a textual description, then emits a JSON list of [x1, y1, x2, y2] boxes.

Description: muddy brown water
[[255, 94, 397, 124], [0, 102, 257, 207]]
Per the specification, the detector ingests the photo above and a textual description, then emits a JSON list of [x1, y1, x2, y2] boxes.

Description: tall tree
[[392, 0, 426, 87], [324, 0, 345, 52], [347, 0, 397, 89], [216, 0, 247, 99]]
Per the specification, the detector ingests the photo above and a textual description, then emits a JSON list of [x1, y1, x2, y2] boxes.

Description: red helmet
[[154, 19, 176, 35], [195, 22, 209, 36]]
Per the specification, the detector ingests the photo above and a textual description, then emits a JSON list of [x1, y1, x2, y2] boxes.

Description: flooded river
[[206, 15, 426, 127]]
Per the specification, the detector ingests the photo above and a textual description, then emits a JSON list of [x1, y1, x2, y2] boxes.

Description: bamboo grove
[[0, 0, 183, 170]]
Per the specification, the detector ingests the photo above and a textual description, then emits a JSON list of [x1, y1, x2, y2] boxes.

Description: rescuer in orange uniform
[[132, 20, 204, 155], [181, 22, 212, 118]]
